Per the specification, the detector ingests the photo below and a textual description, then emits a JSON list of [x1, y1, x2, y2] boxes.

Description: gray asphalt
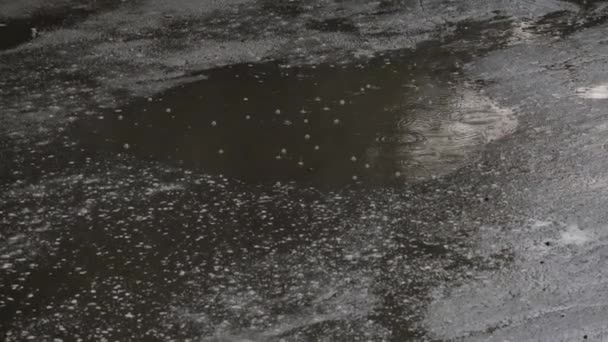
[[1, 0, 608, 341]]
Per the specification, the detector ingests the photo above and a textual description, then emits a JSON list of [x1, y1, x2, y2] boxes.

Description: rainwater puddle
[[73, 40, 515, 187]]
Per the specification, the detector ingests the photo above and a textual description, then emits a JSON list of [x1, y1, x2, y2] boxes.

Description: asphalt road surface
[[2, 0, 608, 341]]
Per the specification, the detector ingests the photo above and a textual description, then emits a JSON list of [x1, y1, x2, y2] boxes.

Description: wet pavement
[[2, 0, 608, 341]]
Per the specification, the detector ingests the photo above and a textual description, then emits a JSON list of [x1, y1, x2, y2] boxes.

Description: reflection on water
[[72, 39, 515, 187]]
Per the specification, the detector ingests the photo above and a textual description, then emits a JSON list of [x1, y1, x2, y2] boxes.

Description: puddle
[[71, 39, 515, 187]]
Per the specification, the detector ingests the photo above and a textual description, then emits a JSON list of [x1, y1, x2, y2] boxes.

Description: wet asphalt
[[2, 1, 608, 341]]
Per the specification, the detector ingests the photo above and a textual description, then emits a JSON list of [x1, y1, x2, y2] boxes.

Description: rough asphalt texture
[[2, 0, 608, 341]]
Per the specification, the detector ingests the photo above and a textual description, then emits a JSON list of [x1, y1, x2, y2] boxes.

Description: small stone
[[123, 143, 130, 150]]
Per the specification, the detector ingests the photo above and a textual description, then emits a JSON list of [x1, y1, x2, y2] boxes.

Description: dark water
[[72, 31, 511, 188], [0, 1, 123, 51]]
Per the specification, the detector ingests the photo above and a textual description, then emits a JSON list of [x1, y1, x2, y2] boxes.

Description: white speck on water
[[395, 171, 402, 177], [576, 84, 608, 99], [218, 149, 224, 154], [351, 156, 357, 162], [118, 115, 124, 120], [366, 84, 372, 89], [365, 163, 371, 169], [314, 145, 320, 150], [281, 148, 287, 154], [245, 115, 251, 120], [243, 97, 249, 101], [211, 121, 217, 127], [147, 97, 153, 102], [166, 108, 172, 113], [333, 118, 340, 124], [298, 160, 304, 166], [352, 175, 358, 180], [304, 119, 309, 124], [300, 109, 307, 114], [275, 109, 281, 115], [125, 313, 135, 319], [304, 134, 311, 140], [339, 99, 346, 105], [323, 107, 330, 111], [123, 143, 130, 150], [315, 97, 321, 102]]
